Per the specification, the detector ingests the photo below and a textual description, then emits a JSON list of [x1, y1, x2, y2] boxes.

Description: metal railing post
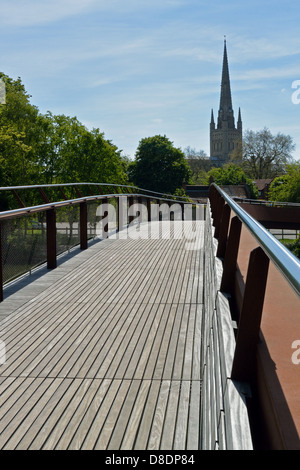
[[231, 247, 270, 382], [214, 196, 225, 239], [46, 208, 57, 269], [128, 196, 135, 224], [220, 216, 242, 295], [147, 197, 151, 222], [102, 197, 108, 237], [0, 222, 3, 301], [80, 201, 88, 250], [216, 203, 231, 259]]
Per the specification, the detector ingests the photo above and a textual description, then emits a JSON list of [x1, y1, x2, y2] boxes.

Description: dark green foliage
[[0, 72, 129, 196], [128, 135, 191, 194], [207, 163, 258, 198]]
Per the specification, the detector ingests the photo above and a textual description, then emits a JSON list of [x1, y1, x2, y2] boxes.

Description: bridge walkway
[[0, 221, 204, 450]]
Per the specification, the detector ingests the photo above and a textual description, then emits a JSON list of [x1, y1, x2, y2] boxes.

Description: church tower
[[210, 39, 242, 166]]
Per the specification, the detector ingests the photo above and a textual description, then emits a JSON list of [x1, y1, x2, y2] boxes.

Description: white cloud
[[0, 0, 97, 26], [0, 0, 192, 27], [235, 66, 300, 83]]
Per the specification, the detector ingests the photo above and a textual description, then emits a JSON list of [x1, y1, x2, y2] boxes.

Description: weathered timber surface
[[0, 221, 204, 450], [200, 203, 253, 450]]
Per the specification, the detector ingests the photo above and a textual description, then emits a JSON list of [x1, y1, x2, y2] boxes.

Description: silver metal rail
[[212, 184, 300, 296], [0, 192, 190, 221], [0, 182, 189, 202]]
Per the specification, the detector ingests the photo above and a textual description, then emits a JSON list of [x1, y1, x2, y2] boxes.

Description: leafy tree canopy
[[232, 127, 295, 179], [0, 73, 129, 195], [207, 163, 258, 198], [184, 147, 211, 184], [128, 135, 191, 194], [268, 162, 300, 203]]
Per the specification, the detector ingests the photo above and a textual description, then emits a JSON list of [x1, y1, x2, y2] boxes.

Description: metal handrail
[[0, 192, 190, 221], [234, 197, 300, 208], [0, 182, 189, 202], [212, 184, 300, 296]]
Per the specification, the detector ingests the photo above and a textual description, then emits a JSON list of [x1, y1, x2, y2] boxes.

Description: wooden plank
[[163, 304, 185, 380], [41, 378, 93, 450], [208, 327, 217, 449], [81, 379, 122, 450], [55, 378, 102, 450], [1, 377, 42, 446], [187, 380, 201, 450], [148, 380, 171, 450], [131, 304, 165, 380], [182, 304, 196, 381], [120, 379, 152, 450], [160, 380, 181, 449], [134, 380, 161, 450], [192, 304, 202, 381], [95, 379, 133, 450], [216, 291, 236, 388], [151, 304, 176, 381], [0, 220, 205, 450], [10, 378, 68, 450], [173, 380, 191, 450], [212, 308, 223, 443], [66, 378, 112, 450], [224, 380, 253, 450], [173, 305, 190, 380]]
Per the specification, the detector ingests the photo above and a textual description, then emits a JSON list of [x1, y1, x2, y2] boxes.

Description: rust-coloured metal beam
[[0, 222, 3, 302], [58, 187, 68, 200], [46, 208, 57, 269], [220, 216, 242, 295], [231, 246, 270, 382], [80, 201, 88, 250], [12, 189, 25, 208], [38, 188, 50, 204], [216, 203, 231, 259]]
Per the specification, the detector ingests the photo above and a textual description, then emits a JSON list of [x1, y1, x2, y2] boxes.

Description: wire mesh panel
[[1, 214, 47, 283], [87, 201, 101, 241], [55, 205, 80, 256]]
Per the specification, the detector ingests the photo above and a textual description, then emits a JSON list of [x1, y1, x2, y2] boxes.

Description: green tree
[[0, 73, 129, 196], [207, 163, 258, 198], [0, 73, 45, 187], [129, 135, 191, 193], [268, 162, 300, 203], [38, 113, 129, 186], [184, 147, 211, 184], [232, 127, 295, 179]]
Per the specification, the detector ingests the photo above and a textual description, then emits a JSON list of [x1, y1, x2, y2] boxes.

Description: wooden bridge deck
[[0, 221, 204, 450]]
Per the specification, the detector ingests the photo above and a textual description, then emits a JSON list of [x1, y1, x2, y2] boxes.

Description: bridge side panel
[[200, 201, 253, 450]]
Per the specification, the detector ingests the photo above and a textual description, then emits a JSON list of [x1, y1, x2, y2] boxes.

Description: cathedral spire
[[237, 106, 242, 131], [218, 38, 234, 127], [210, 109, 215, 129], [210, 39, 242, 166]]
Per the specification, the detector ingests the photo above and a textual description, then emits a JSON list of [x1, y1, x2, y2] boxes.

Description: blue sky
[[1, 0, 300, 160]]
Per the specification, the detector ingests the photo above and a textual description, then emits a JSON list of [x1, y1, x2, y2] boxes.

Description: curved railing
[[0, 182, 193, 301], [211, 184, 300, 296], [205, 183, 300, 450]]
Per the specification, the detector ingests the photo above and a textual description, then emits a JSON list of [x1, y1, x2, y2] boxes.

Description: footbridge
[[0, 183, 299, 450]]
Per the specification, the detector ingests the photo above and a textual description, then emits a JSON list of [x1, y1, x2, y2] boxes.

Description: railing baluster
[[46, 208, 57, 269], [231, 247, 270, 382], [220, 216, 242, 295], [80, 201, 88, 250], [216, 203, 231, 258], [102, 197, 108, 237], [0, 222, 3, 302]]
